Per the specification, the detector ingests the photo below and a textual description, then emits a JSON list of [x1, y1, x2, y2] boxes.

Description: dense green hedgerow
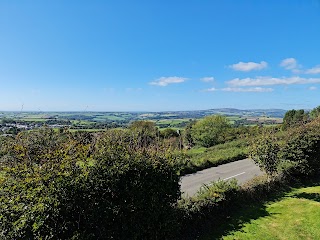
[[0, 128, 180, 239]]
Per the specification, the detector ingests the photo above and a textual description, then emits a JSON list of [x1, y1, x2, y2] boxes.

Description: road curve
[[180, 158, 263, 196]]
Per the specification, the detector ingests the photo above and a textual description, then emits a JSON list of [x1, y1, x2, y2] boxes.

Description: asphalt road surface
[[180, 158, 263, 196]]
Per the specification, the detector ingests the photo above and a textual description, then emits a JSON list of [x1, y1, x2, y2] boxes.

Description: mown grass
[[203, 182, 320, 240], [180, 139, 249, 175]]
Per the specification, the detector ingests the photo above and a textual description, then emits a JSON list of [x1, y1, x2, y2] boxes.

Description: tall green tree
[[250, 135, 280, 178], [310, 105, 320, 119], [191, 115, 230, 147], [282, 109, 307, 130], [183, 120, 196, 148], [128, 120, 159, 149]]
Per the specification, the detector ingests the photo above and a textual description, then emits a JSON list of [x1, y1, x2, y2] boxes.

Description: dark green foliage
[[178, 179, 239, 239], [128, 120, 160, 149], [183, 120, 196, 148], [251, 117, 320, 178], [280, 118, 320, 176], [282, 109, 308, 130], [160, 128, 179, 139], [0, 128, 180, 239]]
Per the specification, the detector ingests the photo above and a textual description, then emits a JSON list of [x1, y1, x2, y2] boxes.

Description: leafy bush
[[0, 128, 180, 239], [280, 118, 320, 176], [177, 179, 239, 239], [250, 135, 281, 178]]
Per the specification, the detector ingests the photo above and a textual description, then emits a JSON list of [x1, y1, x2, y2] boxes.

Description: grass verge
[[180, 139, 248, 175]]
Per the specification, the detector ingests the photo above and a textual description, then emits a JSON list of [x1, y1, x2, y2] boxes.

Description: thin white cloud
[[309, 86, 317, 91], [280, 58, 302, 73], [280, 58, 298, 70], [221, 87, 273, 92], [203, 87, 216, 92], [280, 58, 320, 74], [229, 61, 268, 72], [227, 76, 320, 87], [203, 87, 273, 92], [305, 65, 320, 74], [200, 77, 215, 82], [149, 76, 187, 86]]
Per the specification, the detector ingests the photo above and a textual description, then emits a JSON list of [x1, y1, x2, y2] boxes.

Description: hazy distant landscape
[[0, 108, 285, 134]]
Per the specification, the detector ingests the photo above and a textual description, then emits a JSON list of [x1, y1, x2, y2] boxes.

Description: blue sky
[[1, 0, 320, 111]]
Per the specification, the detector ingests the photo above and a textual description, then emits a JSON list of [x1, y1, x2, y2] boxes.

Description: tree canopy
[[282, 109, 307, 130], [191, 115, 230, 147]]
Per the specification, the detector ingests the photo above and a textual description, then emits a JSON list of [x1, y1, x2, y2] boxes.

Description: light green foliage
[[310, 105, 320, 119], [196, 179, 239, 201], [250, 135, 280, 178], [191, 115, 230, 147], [182, 139, 249, 174]]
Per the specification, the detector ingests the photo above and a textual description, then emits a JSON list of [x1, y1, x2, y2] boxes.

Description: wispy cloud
[[149, 76, 187, 86], [221, 87, 273, 92], [280, 58, 301, 73], [203, 87, 216, 92], [280, 58, 298, 70], [229, 61, 268, 72], [203, 87, 273, 92], [200, 77, 214, 82], [309, 86, 317, 91], [227, 76, 320, 87], [305, 65, 320, 74], [280, 58, 320, 74]]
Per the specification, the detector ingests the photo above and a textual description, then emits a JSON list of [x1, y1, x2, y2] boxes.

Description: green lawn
[[204, 183, 320, 240]]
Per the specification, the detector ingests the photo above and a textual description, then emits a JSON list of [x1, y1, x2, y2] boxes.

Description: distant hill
[[153, 108, 287, 119], [0, 108, 287, 131]]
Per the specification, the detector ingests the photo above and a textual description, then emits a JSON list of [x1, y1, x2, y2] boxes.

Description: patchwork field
[[0, 108, 284, 131]]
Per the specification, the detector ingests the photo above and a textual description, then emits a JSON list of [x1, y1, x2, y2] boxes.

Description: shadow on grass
[[292, 192, 320, 202], [199, 191, 286, 240], [199, 178, 320, 240]]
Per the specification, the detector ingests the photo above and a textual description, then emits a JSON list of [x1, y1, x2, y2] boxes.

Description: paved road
[[180, 158, 263, 196]]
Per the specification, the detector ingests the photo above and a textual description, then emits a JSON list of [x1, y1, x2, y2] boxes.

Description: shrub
[[280, 119, 320, 176], [0, 128, 180, 239], [250, 134, 281, 178], [177, 179, 239, 239]]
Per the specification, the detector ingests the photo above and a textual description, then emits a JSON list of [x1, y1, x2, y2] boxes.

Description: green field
[[203, 183, 320, 240], [0, 109, 285, 129]]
